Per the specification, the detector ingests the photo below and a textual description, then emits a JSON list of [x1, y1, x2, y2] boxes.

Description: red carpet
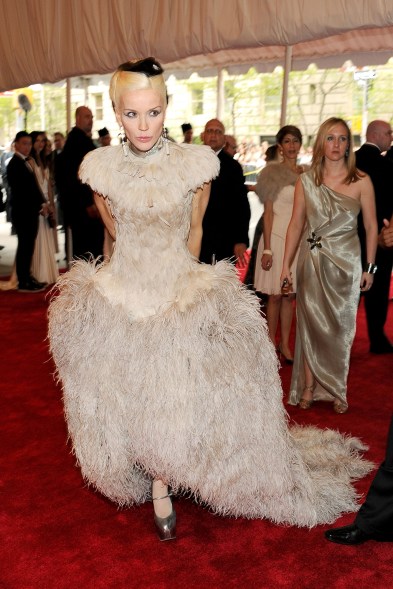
[[0, 289, 392, 589]]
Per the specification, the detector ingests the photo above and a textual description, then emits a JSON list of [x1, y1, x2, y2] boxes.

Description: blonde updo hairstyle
[[109, 57, 168, 118]]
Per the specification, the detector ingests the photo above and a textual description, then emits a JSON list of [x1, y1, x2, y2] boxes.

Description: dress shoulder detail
[[79, 143, 219, 200]]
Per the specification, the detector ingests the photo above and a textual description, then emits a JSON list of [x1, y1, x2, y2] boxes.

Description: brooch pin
[[307, 232, 322, 250]]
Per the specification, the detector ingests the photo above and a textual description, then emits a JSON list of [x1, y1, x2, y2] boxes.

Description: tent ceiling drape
[[164, 26, 393, 78], [1, 0, 393, 92]]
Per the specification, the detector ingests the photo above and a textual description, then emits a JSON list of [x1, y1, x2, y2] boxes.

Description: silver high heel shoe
[[152, 492, 176, 541]]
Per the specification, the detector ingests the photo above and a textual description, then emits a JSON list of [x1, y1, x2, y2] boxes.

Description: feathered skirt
[[48, 259, 372, 526]]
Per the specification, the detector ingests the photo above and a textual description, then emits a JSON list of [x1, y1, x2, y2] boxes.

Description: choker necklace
[[128, 136, 164, 158]]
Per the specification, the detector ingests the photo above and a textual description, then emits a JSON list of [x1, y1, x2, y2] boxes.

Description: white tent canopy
[[1, 0, 393, 92], [164, 27, 393, 78]]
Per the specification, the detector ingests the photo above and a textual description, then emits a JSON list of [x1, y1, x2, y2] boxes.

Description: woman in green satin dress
[[281, 118, 378, 414]]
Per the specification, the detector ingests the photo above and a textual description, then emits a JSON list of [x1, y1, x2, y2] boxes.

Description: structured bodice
[[79, 141, 220, 319]]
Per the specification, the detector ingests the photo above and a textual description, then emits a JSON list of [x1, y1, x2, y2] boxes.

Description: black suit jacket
[[200, 149, 250, 264], [56, 127, 96, 224], [7, 154, 45, 225], [355, 143, 393, 233], [355, 143, 393, 266]]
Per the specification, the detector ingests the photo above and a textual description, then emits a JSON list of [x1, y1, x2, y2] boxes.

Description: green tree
[[0, 95, 14, 146], [224, 68, 261, 136]]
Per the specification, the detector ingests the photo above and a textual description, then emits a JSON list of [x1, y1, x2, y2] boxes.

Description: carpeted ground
[[0, 288, 392, 589]]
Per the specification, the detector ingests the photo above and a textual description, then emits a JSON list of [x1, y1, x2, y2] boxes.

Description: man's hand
[[378, 217, 393, 249], [234, 243, 248, 268]]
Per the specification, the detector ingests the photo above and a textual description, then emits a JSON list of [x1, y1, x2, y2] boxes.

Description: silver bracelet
[[364, 262, 377, 274], [263, 249, 272, 255]]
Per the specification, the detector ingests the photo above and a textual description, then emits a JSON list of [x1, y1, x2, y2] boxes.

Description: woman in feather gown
[[48, 60, 373, 541]]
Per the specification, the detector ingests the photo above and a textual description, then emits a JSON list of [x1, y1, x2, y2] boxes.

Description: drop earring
[[118, 126, 128, 157], [345, 148, 349, 157], [162, 126, 170, 156]]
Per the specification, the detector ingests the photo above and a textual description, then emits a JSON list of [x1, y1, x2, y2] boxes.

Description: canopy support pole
[[66, 78, 71, 132], [217, 67, 225, 121], [280, 45, 293, 128]]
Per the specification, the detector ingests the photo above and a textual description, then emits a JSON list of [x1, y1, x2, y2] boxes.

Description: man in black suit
[[200, 119, 250, 266], [56, 106, 104, 260], [355, 120, 393, 354], [7, 131, 47, 291]]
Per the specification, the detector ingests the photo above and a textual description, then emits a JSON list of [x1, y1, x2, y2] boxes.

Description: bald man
[[200, 119, 250, 267], [223, 134, 238, 158], [355, 120, 393, 354], [56, 106, 104, 260]]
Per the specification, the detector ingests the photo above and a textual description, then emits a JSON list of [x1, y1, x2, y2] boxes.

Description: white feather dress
[[48, 141, 372, 526]]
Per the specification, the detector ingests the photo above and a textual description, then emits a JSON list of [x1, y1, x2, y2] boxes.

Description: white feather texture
[[48, 142, 372, 526]]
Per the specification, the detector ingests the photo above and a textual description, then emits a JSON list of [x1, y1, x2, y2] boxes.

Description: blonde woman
[[281, 118, 377, 413], [49, 61, 372, 542]]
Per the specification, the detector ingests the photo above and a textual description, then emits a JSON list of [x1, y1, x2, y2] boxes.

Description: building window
[[94, 93, 104, 120], [191, 87, 204, 115]]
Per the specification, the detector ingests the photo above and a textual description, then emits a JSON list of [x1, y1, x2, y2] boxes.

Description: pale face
[[376, 123, 393, 153], [76, 107, 93, 135], [203, 120, 225, 152], [323, 123, 349, 161], [34, 134, 46, 154], [45, 139, 53, 156], [15, 137, 32, 157], [116, 88, 165, 153], [54, 134, 65, 151], [279, 134, 301, 162], [224, 135, 237, 158]]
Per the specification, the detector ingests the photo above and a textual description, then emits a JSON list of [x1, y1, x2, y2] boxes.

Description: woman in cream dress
[[29, 131, 58, 285], [254, 126, 306, 362], [49, 61, 373, 541], [281, 118, 377, 413]]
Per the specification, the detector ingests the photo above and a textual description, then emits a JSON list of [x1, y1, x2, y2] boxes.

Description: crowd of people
[[0, 130, 60, 291], [0, 120, 118, 290], [1, 56, 392, 546]]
